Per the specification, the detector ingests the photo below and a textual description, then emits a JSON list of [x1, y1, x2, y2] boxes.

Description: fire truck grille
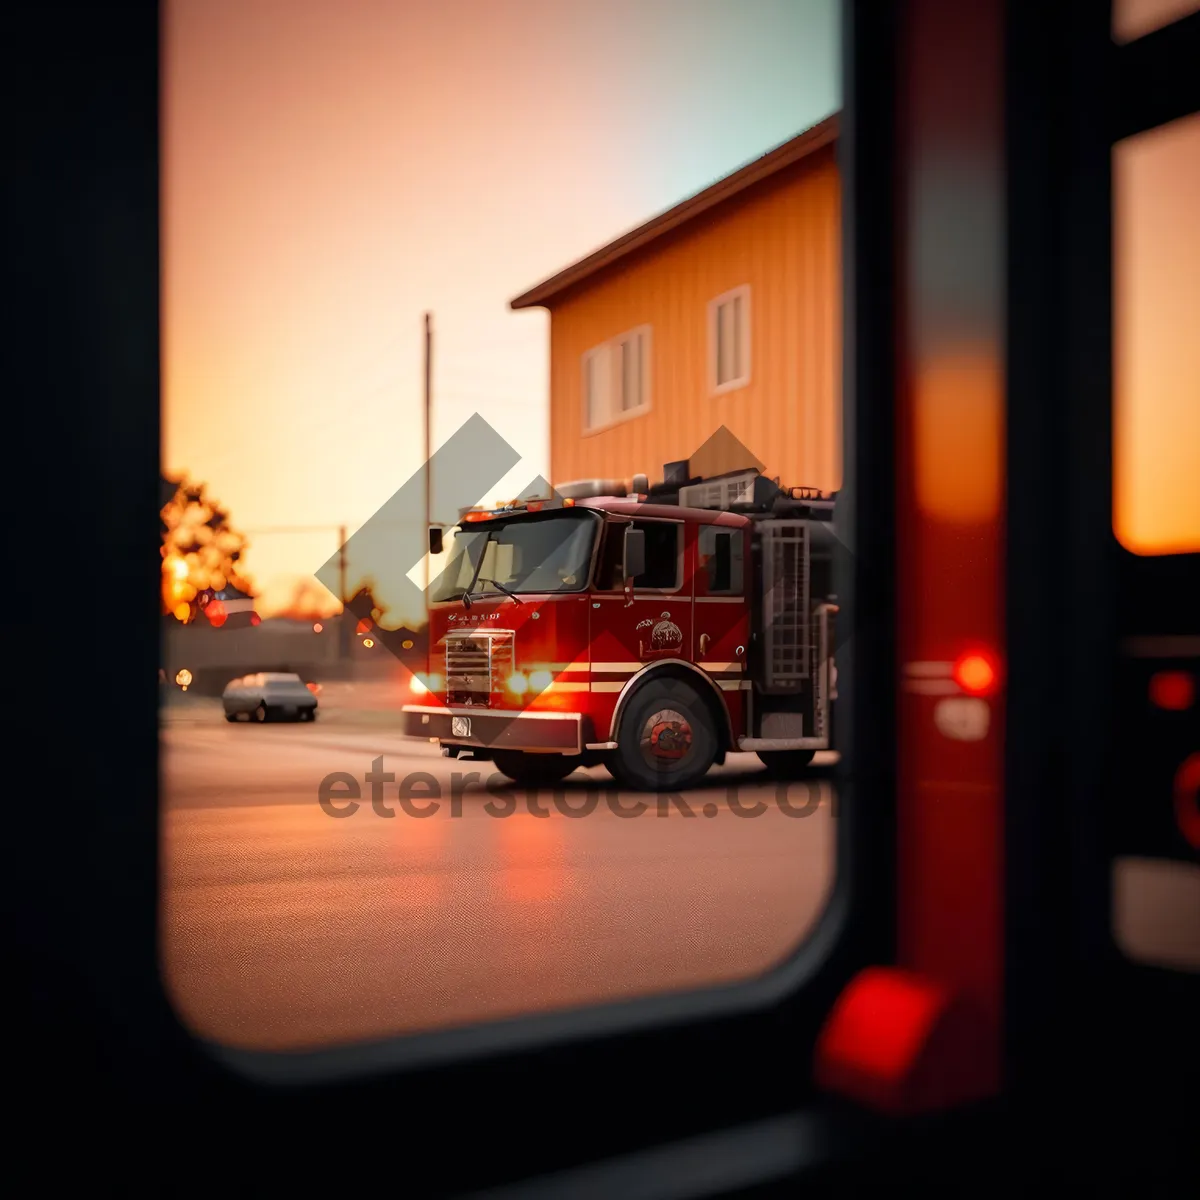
[[444, 630, 514, 707]]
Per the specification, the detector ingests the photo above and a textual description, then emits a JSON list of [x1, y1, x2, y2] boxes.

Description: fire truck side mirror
[[428, 526, 444, 556], [623, 527, 645, 584]]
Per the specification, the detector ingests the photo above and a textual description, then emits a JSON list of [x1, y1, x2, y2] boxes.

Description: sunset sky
[[162, 0, 841, 623], [163, 0, 1197, 627]]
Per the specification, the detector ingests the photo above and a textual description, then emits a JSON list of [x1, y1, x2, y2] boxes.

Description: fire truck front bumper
[[400, 705, 586, 755]]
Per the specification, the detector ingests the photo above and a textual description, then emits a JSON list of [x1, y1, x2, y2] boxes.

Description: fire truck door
[[590, 518, 692, 675]]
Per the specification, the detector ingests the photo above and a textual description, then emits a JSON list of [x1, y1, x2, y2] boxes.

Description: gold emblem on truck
[[636, 612, 683, 658]]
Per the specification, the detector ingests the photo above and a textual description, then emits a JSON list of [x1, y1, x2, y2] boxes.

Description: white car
[[223, 672, 318, 723]]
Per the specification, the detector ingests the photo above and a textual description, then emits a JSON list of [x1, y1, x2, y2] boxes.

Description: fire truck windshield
[[431, 512, 598, 602]]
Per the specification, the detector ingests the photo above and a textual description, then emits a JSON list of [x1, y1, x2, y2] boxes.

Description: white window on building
[[583, 345, 609, 433], [708, 285, 751, 394], [581, 325, 651, 433]]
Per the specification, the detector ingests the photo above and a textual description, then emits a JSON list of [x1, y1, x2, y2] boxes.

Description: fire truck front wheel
[[610, 677, 718, 792], [491, 751, 581, 787]]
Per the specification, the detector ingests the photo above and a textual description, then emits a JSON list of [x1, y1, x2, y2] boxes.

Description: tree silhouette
[[279, 576, 341, 622], [160, 476, 253, 622], [343, 586, 423, 659]]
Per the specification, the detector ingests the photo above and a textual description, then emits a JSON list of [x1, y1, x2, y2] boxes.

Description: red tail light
[[1149, 670, 1194, 711], [953, 649, 1001, 696], [1175, 754, 1200, 850]]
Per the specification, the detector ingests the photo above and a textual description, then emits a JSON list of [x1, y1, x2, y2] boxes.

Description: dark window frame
[[137, 1, 892, 1179], [27, 1, 912, 1191], [1003, 0, 1200, 1115]]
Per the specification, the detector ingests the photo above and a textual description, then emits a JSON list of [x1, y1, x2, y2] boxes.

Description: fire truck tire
[[756, 749, 815, 777], [610, 677, 718, 792], [491, 751, 580, 786]]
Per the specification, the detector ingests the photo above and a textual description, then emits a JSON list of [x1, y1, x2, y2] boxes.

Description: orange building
[[510, 113, 841, 492]]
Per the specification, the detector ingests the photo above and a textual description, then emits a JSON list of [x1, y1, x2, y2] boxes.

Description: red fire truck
[[401, 462, 839, 790]]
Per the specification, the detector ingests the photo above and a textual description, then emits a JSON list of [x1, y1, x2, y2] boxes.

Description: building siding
[[547, 145, 841, 492]]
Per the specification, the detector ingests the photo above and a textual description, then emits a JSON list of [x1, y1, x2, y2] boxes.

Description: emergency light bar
[[456, 496, 578, 521], [553, 475, 649, 500]]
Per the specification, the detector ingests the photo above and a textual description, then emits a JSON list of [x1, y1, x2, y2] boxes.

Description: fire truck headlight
[[410, 674, 428, 694], [528, 669, 553, 693], [506, 672, 529, 695], [410, 673, 442, 695]]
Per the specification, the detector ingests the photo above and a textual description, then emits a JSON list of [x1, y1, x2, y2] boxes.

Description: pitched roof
[[509, 112, 839, 311]]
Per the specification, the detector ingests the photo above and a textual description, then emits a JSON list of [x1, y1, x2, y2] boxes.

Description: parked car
[[223, 672, 318, 723]]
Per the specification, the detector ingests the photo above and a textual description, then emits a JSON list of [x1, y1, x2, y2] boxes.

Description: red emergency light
[[459, 496, 576, 522], [953, 648, 1001, 696], [1149, 670, 1194, 711]]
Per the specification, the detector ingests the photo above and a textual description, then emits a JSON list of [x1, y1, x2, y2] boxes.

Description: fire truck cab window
[[698, 526, 743, 594], [432, 515, 597, 600], [632, 520, 680, 589], [596, 519, 680, 590]]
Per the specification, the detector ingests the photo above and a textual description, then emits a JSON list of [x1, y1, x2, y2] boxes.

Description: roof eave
[[508, 111, 839, 311]]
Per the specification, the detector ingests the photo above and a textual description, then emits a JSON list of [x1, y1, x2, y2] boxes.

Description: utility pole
[[423, 312, 433, 596]]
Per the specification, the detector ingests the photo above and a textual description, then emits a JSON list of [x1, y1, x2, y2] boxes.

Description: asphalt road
[[161, 701, 837, 1052]]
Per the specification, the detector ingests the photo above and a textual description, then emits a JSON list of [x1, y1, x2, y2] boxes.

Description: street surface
[[160, 688, 836, 1051]]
